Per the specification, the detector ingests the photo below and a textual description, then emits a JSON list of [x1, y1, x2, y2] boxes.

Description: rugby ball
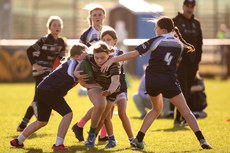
[[78, 60, 94, 84]]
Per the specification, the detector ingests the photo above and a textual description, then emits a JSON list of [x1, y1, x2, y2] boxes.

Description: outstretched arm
[[101, 75, 120, 96], [101, 50, 140, 73]]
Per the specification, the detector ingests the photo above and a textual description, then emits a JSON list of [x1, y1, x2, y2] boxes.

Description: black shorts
[[145, 72, 181, 99], [36, 89, 72, 122]]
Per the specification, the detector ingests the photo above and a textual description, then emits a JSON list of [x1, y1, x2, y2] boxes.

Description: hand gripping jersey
[[27, 34, 66, 78], [78, 60, 94, 84], [37, 58, 78, 97]]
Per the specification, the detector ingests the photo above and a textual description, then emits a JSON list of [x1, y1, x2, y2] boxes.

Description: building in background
[[1, 0, 230, 82]]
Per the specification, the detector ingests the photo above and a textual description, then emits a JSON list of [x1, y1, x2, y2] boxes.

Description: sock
[[89, 127, 96, 134], [19, 117, 29, 128], [17, 134, 26, 145], [77, 118, 86, 128], [136, 131, 145, 142], [129, 137, 134, 142], [195, 131, 205, 141], [99, 126, 107, 138], [24, 105, 34, 120], [55, 136, 64, 146], [108, 134, 115, 141]]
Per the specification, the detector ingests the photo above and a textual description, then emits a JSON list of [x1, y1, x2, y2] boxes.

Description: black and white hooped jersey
[[79, 25, 109, 47], [27, 34, 66, 77], [84, 54, 120, 91], [136, 33, 184, 75], [37, 58, 78, 97], [110, 49, 127, 93]]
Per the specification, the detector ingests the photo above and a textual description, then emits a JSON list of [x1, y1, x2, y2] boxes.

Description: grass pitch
[[0, 77, 230, 153]]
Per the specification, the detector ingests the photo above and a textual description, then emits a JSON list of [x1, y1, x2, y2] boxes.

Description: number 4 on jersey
[[164, 52, 173, 65]]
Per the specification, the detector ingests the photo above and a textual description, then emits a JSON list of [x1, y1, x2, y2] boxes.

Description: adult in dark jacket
[[172, 0, 204, 125]]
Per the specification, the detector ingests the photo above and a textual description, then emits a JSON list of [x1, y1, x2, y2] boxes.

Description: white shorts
[[114, 92, 128, 104]]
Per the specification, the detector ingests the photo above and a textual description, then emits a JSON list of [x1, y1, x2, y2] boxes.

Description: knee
[[94, 102, 106, 112], [99, 118, 106, 126], [36, 120, 48, 127], [152, 105, 163, 115]]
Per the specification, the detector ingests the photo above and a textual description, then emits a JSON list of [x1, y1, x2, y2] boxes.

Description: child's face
[[90, 9, 105, 26], [154, 24, 165, 36], [49, 20, 62, 36], [102, 34, 117, 47], [94, 52, 109, 67], [75, 51, 87, 61]]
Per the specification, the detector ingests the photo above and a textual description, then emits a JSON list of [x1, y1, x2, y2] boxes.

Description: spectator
[[172, 0, 204, 126], [133, 74, 171, 119], [187, 71, 207, 118]]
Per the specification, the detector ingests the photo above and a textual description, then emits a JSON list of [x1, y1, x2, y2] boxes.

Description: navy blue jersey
[[136, 33, 184, 75], [136, 33, 185, 98], [84, 54, 120, 92], [27, 34, 66, 77], [110, 49, 127, 93], [37, 58, 78, 97]]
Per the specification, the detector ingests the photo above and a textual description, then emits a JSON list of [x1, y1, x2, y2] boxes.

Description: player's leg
[[169, 93, 212, 149], [99, 102, 116, 148], [11, 90, 51, 148], [49, 93, 73, 150], [17, 104, 34, 132], [85, 88, 107, 147], [131, 94, 163, 149], [17, 77, 42, 131], [72, 106, 93, 141], [139, 94, 163, 133], [116, 98, 134, 143], [52, 112, 72, 150]]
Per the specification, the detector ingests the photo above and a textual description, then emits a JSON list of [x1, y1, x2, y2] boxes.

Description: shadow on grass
[[10, 133, 52, 139], [131, 116, 143, 120], [25, 148, 43, 153], [66, 145, 147, 153], [152, 125, 190, 132], [168, 149, 203, 153]]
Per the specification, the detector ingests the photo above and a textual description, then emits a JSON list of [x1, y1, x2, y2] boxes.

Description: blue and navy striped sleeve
[[135, 36, 162, 55]]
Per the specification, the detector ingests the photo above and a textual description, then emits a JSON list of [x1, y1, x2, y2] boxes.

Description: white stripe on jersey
[[150, 33, 184, 53], [67, 58, 77, 81]]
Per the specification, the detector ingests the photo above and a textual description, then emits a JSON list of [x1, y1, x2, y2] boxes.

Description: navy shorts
[[36, 89, 72, 122], [145, 72, 181, 99]]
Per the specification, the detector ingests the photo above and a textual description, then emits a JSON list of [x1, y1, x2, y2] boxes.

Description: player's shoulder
[[148, 36, 163, 45], [80, 27, 93, 40]]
